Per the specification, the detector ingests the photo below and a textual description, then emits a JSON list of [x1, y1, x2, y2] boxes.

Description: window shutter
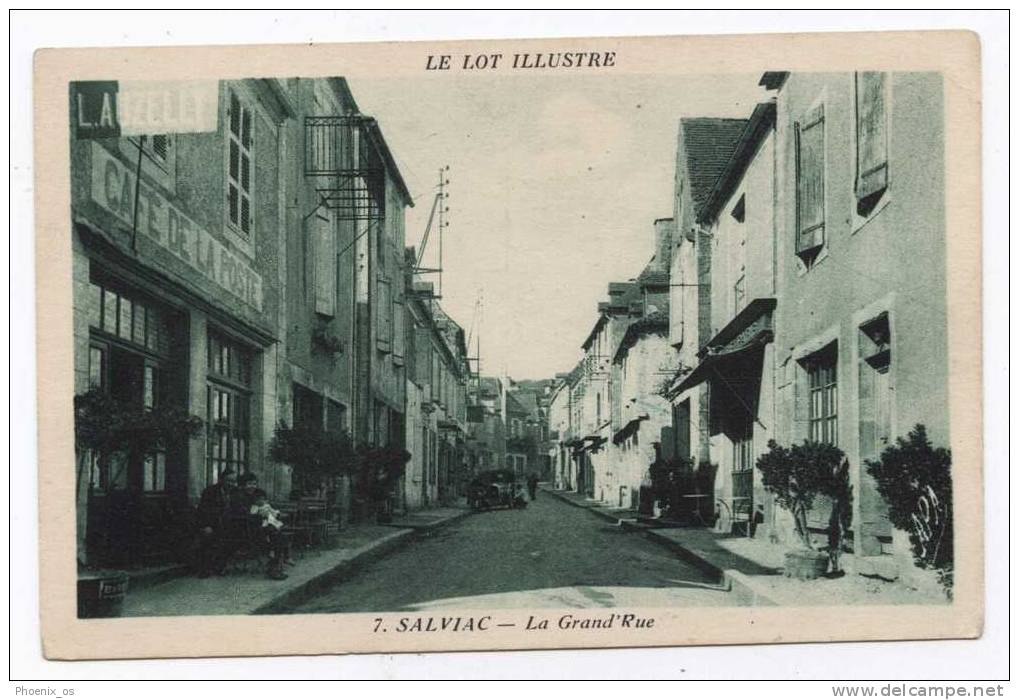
[[376, 278, 392, 351], [855, 71, 889, 201], [393, 296, 405, 362], [795, 104, 825, 255], [310, 212, 336, 316]]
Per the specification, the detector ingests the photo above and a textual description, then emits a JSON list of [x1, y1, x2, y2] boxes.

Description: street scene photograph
[[66, 66, 955, 621]]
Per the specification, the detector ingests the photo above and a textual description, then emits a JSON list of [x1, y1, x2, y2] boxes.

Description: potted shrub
[[74, 388, 203, 616], [647, 456, 693, 520], [865, 424, 953, 598], [353, 446, 411, 523], [268, 423, 356, 524], [757, 440, 847, 580]]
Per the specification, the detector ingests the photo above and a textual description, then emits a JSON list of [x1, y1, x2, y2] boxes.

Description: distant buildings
[[548, 71, 948, 581]]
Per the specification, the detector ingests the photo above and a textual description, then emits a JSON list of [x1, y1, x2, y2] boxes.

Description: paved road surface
[[290, 491, 744, 613]]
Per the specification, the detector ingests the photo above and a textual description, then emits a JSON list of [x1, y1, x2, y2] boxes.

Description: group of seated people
[[195, 469, 291, 580]]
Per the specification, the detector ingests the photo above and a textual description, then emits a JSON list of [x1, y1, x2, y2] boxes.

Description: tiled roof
[[612, 310, 670, 364], [512, 390, 539, 416], [637, 265, 669, 288], [505, 391, 529, 416], [680, 118, 748, 217]]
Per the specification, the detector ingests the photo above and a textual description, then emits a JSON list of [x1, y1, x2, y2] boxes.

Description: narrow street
[[289, 492, 744, 613]]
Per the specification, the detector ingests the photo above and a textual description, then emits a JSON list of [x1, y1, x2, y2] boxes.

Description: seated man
[[237, 473, 291, 580], [195, 468, 238, 577]]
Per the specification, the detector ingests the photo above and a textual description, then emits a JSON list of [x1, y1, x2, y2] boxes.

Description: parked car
[[468, 469, 527, 511]]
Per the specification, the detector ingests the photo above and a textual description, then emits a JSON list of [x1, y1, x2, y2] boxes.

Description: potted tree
[[74, 388, 203, 617], [757, 440, 847, 580]]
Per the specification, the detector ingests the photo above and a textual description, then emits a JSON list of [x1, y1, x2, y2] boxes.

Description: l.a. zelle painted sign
[[90, 142, 264, 312], [74, 81, 120, 139], [73, 80, 218, 139]]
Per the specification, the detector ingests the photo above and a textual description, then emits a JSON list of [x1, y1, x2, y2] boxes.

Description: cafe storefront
[[71, 85, 284, 566]]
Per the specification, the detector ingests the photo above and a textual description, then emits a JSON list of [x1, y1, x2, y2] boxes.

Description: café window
[[207, 331, 254, 484], [86, 277, 175, 493], [87, 280, 171, 355], [227, 90, 255, 237]]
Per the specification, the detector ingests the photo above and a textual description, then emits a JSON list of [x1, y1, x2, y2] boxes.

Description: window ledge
[[851, 192, 892, 236], [795, 245, 830, 277], [223, 223, 256, 261]]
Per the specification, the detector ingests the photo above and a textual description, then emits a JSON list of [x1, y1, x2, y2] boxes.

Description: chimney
[[653, 218, 674, 272]]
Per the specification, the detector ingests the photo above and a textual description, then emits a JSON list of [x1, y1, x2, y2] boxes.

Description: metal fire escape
[[303, 115, 386, 222]]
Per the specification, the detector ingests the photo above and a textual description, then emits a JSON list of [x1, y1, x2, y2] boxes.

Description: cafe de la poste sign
[[75, 80, 264, 313]]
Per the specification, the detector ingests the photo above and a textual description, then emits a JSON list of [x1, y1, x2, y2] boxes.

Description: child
[[250, 495, 284, 531]]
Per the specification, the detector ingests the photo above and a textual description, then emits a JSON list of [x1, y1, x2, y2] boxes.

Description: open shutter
[[311, 212, 337, 316], [393, 295, 405, 364], [376, 278, 392, 352], [795, 104, 825, 255], [855, 71, 889, 202]]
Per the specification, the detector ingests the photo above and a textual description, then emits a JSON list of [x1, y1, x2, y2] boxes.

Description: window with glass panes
[[227, 90, 254, 237], [88, 280, 171, 355], [732, 417, 754, 472], [207, 331, 253, 484], [807, 348, 838, 445], [86, 278, 172, 491], [150, 134, 171, 162]]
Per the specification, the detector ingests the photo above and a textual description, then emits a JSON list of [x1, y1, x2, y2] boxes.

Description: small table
[[679, 494, 712, 526]]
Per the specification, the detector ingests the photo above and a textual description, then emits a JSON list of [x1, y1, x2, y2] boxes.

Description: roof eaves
[[697, 102, 777, 225]]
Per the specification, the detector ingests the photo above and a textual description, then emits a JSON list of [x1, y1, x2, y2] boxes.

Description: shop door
[[89, 347, 178, 565]]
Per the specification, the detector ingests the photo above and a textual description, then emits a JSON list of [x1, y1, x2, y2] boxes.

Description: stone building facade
[[71, 76, 421, 566], [71, 79, 292, 565]]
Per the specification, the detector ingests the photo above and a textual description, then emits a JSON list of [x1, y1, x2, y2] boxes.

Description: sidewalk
[[543, 486, 945, 606], [542, 486, 642, 525], [121, 506, 470, 617]]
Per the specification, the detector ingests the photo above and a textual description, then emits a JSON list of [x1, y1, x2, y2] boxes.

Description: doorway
[[857, 314, 894, 556]]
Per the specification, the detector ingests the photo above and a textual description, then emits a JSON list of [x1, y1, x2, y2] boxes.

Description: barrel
[[77, 570, 129, 618]]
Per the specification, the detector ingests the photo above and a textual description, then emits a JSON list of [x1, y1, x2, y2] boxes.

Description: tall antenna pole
[[476, 292, 482, 380], [438, 166, 449, 298], [413, 166, 449, 298]]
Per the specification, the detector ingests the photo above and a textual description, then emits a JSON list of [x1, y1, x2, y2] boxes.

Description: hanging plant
[[312, 324, 344, 356]]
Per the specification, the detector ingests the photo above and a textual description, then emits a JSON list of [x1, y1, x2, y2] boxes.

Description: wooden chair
[[729, 470, 754, 537]]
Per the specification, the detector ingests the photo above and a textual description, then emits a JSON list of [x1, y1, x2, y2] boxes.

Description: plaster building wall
[[275, 78, 360, 504], [610, 330, 673, 509], [667, 118, 747, 483], [702, 125, 778, 534], [771, 72, 947, 571]]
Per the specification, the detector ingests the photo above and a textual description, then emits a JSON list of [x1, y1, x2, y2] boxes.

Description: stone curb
[[253, 509, 471, 615], [540, 487, 622, 523], [542, 487, 778, 606], [640, 530, 779, 606]]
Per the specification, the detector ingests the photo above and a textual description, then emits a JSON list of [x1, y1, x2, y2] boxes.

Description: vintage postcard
[[34, 29, 982, 660]]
